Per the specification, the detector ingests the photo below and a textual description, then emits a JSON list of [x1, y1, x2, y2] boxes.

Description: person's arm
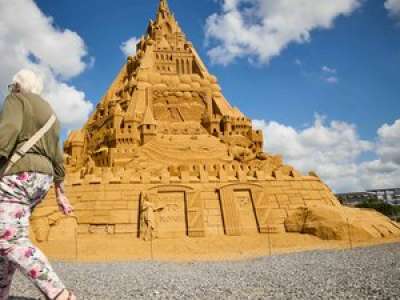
[[0, 156, 7, 171], [53, 137, 65, 183], [51, 122, 72, 215], [50, 120, 72, 215], [0, 95, 23, 159], [54, 181, 74, 215]]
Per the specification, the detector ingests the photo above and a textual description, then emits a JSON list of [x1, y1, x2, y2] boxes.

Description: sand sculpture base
[[33, 232, 400, 262], [30, 174, 400, 261]]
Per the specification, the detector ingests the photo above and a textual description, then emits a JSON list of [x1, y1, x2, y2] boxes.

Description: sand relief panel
[[233, 190, 258, 235], [219, 185, 263, 236], [152, 88, 208, 123], [140, 191, 188, 240], [186, 191, 205, 237], [252, 190, 270, 233], [219, 189, 241, 236], [157, 191, 187, 238]]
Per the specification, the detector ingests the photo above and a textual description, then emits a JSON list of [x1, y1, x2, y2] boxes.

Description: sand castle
[[31, 0, 400, 260]]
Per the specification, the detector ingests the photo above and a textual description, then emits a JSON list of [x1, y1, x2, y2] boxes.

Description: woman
[[0, 70, 76, 300]]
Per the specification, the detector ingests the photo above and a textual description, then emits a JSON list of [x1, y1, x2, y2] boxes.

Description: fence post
[[267, 223, 272, 256], [150, 231, 154, 260], [346, 217, 353, 250]]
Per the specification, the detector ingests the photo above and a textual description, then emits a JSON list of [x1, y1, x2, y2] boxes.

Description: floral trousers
[[0, 172, 65, 300]]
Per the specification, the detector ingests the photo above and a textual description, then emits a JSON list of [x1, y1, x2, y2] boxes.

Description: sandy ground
[[10, 241, 400, 299]]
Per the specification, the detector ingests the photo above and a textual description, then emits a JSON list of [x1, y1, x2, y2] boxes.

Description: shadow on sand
[[10, 297, 39, 300]]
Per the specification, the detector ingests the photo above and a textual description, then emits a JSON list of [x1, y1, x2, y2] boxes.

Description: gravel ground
[[10, 243, 400, 300]]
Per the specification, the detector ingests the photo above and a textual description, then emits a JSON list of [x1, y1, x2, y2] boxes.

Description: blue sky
[[1, 0, 399, 192]]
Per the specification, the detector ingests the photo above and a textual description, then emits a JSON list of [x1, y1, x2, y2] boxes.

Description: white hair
[[12, 69, 44, 95]]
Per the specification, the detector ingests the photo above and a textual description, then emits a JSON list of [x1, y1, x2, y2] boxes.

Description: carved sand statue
[[82, 154, 95, 176], [31, 0, 400, 260], [140, 193, 165, 241]]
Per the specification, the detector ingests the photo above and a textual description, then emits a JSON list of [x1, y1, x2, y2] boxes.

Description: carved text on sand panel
[[157, 192, 187, 239], [234, 190, 258, 235]]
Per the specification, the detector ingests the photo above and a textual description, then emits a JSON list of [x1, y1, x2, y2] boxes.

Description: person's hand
[[56, 193, 74, 215], [54, 181, 74, 215]]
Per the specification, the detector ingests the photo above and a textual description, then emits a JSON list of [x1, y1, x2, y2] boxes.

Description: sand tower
[[31, 0, 400, 260]]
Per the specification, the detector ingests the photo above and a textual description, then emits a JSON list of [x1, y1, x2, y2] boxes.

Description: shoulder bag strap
[[2, 114, 57, 175]]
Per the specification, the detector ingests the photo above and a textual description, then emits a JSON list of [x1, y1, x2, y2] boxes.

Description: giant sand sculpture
[[31, 0, 400, 260]]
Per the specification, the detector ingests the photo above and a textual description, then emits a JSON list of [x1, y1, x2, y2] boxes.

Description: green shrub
[[356, 199, 400, 219]]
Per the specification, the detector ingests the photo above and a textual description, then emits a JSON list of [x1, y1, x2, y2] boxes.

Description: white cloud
[[0, 0, 93, 129], [322, 66, 337, 74], [205, 0, 361, 65], [42, 70, 94, 127], [324, 76, 339, 84], [294, 59, 302, 66], [377, 119, 400, 165], [357, 159, 400, 192], [120, 36, 140, 57], [321, 66, 338, 84], [253, 116, 400, 193], [385, 0, 400, 18]]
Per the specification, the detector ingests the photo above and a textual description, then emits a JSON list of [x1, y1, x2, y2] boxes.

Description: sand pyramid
[[31, 0, 400, 260]]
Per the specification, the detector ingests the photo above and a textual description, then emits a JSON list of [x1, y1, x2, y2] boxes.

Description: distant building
[[367, 188, 400, 205], [337, 188, 400, 206], [336, 192, 377, 207]]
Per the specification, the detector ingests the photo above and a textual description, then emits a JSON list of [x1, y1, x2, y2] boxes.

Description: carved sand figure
[[0, 70, 76, 300], [140, 193, 164, 241], [84, 154, 95, 175], [29, 0, 400, 261]]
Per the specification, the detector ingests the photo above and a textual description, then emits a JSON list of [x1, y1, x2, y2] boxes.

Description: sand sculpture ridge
[[31, 0, 400, 260]]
